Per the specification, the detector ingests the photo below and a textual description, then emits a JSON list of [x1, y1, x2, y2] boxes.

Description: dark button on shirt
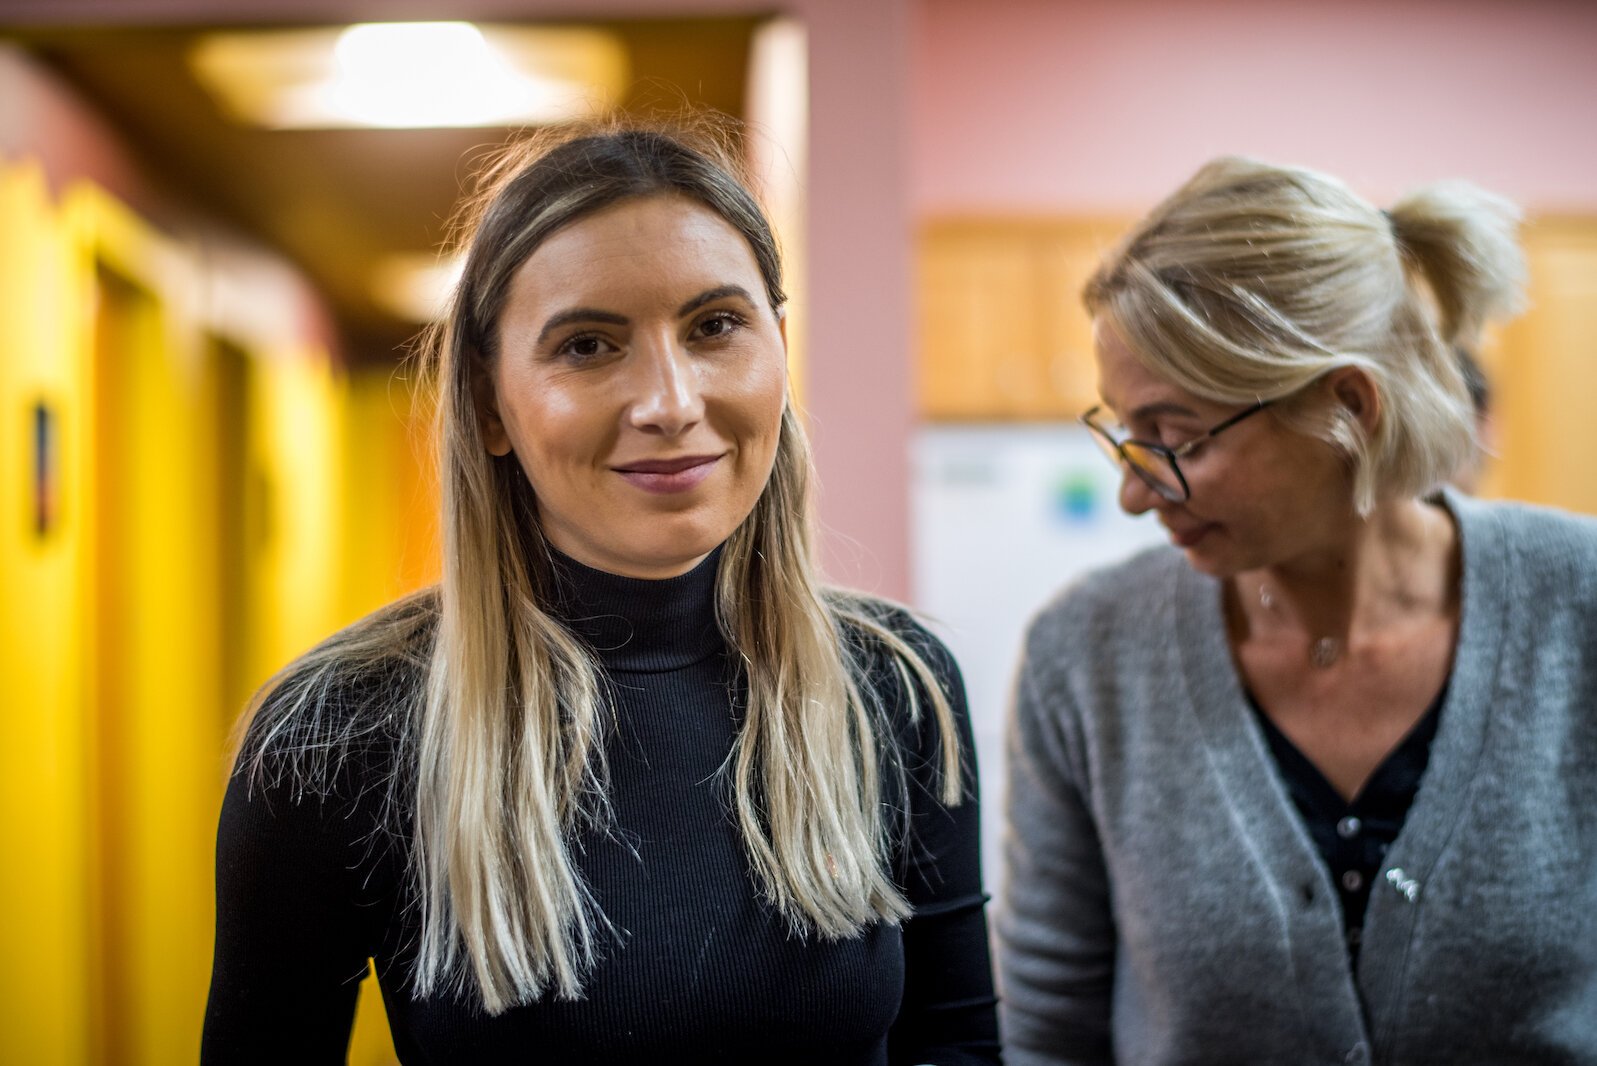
[[1250, 682, 1447, 962]]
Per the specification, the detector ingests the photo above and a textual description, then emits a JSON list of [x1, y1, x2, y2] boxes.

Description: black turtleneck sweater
[[202, 550, 1000, 1064]]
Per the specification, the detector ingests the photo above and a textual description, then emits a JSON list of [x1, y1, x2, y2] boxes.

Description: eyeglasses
[[1080, 400, 1271, 502]]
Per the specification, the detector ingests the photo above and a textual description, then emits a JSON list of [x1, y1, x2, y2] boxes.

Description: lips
[[1166, 522, 1216, 548], [614, 454, 720, 475], [612, 454, 722, 494]]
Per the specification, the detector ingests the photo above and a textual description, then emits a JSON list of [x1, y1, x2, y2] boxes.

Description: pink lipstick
[[612, 454, 721, 494]]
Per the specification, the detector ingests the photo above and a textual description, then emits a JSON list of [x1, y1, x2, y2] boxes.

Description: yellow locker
[[2, 158, 440, 1065], [0, 159, 95, 1066], [64, 183, 222, 1065]]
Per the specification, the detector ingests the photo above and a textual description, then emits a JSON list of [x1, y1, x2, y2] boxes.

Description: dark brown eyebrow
[[536, 308, 629, 347], [533, 286, 758, 347], [677, 285, 757, 318]]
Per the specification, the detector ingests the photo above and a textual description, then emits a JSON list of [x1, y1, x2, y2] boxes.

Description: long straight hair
[[238, 120, 964, 1014]]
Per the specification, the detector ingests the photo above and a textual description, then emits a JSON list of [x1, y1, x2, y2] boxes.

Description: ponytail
[[1387, 183, 1527, 347]]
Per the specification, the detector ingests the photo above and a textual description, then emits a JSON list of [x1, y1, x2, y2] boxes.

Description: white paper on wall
[[911, 424, 1167, 906]]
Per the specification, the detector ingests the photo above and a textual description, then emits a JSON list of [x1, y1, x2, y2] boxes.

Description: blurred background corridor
[[1, 1, 1594, 1062]]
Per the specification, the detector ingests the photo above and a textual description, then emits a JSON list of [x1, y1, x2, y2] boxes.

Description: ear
[[1326, 366, 1381, 437], [471, 358, 514, 457], [776, 303, 789, 353]]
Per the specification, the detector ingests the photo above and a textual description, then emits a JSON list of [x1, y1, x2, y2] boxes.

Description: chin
[[620, 522, 732, 576], [1179, 543, 1247, 580]]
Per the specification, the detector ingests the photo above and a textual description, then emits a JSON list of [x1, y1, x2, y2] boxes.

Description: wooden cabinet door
[[1488, 217, 1597, 514], [919, 218, 1130, 421], [1036, 219, 1131, 418], [918, 222, 1045, 419]]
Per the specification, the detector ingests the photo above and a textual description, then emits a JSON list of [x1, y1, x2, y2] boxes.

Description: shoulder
[[825, 590, 962, 699], [1020, 544, 1185, 686], [1452, 493, 1597, 599], [825, 590, 972, 765], [237, 588, 436, 798]]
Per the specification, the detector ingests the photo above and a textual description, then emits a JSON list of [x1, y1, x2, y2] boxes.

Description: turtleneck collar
[[544, 546, 727, 673]]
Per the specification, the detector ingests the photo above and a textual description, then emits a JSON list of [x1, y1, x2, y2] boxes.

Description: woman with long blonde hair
[[202, 123, 999, 1064]]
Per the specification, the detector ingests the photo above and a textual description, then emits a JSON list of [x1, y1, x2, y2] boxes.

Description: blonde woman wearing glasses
[[202, 123, 1000, 1064], [1000, 158, 1597, 1065]]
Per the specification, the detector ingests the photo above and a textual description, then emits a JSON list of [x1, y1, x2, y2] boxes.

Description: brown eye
[[692, 311, 746, 340], [556, 333, 618, 362]]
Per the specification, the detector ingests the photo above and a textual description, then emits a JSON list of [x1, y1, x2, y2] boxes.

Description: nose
[[1117, 463, 1160, 516], [628, 331, 705, 436]]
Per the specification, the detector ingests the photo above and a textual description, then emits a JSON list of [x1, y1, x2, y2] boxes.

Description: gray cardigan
[[999, 492, 1597, 1065]]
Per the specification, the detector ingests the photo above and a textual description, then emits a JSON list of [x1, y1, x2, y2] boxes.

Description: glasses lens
[[1120, 441, 1188, 501], [1084, 419, 1122, 467]]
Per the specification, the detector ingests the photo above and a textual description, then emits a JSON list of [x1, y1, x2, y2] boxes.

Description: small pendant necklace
[[1309, 636, 1341, 669], [1258, 583, 1342, 669]]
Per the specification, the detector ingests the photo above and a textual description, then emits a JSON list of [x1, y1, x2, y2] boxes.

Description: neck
[[1231, 494, 1459, 645], [544, 544, 726, 673]]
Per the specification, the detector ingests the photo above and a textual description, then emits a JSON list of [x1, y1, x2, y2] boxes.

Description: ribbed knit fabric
[[203, 548, 1000, 1065]]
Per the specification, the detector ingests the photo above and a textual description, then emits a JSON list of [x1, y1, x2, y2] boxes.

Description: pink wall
[[797, 0, 914, 595], [3, 0, 918, 597], [914, 0, 1597, 214]]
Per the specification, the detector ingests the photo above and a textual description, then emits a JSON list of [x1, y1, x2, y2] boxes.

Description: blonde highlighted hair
[[236, 119, 963, 1013], [1084, 156, 1527, 513]]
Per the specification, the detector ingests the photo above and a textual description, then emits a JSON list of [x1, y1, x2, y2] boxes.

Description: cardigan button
[[1336, 815, 1362, 839]]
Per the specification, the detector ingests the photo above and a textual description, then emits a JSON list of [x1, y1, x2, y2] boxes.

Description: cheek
[[748, 386, 788, 466], [715, 355, 787, 443], [1235, 456, 1343, 539], [500, 370, 601, 450]]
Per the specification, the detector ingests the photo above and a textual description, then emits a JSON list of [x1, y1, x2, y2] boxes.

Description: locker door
[[207, 334, 256, 728], [88, 264, 151, 1066], [88, 260, 219, 1065]]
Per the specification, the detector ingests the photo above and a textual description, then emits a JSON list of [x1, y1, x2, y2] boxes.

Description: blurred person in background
[[1000, 157, 1597, 1064], [1449, 344, 1493, 491], [202, 121, 1000, 1065]]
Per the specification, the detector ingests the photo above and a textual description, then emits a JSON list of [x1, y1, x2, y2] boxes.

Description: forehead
[[1092, 316, 1207, 418], [508, 194, 765, 305]]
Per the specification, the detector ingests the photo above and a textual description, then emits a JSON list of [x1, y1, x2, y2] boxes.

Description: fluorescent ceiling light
[[191, 22, 628, 129]]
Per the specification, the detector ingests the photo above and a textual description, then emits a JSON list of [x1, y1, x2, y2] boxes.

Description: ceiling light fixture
[[190, 22, 628, 129]]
